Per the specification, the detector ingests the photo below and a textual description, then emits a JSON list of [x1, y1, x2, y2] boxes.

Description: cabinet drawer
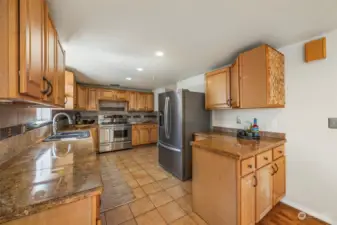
[[273, 145, 285, 160], [241, 157, 255, 177], [256, 150, 272, 169]]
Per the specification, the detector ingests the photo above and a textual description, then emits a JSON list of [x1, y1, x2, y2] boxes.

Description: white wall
[[153, 84, 177, 111], [157, 30, 337, 223]]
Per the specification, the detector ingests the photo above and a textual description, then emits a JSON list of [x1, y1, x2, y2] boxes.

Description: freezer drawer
[[158, 141, 184, 180]]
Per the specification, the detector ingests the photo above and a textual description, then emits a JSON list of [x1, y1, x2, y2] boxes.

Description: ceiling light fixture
[[155, 51, 164, 57], [126, 77, 132, 80], [137, 68, 143, 71]]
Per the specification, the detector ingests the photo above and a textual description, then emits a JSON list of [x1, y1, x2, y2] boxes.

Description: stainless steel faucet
[[52, 112, 73, 135]]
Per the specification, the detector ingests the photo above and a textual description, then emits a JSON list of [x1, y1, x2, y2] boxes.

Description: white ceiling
[[48, 0, 337, 90]]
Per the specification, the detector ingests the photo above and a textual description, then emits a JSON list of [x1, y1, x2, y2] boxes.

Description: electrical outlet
[[328, 118, 337, 129], [236, 116, 241, 124]]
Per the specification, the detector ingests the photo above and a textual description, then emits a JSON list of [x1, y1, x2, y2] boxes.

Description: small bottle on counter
[[251, 118, 260, 138]]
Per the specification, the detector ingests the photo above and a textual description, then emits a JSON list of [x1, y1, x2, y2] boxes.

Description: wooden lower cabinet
[[272, 156, 286, 206], [132, 124, 158, 146], [3, 194, 101, 225], [192, 144, 286, 225], [240, 173, 256, 225], [255, 164, 273, 222]]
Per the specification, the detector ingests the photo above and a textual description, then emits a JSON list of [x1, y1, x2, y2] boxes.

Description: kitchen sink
[[43, 131, 90, 142]]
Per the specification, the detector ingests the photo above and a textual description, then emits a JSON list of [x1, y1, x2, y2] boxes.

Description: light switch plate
[[328, 118, 337, 129]]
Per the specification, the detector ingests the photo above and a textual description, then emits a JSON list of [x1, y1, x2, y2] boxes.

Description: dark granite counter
[[0, 129, 103, 224], [193, 132, 285, 160]]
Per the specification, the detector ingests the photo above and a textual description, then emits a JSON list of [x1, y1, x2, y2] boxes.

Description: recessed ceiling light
[[137, 68, 143, 71], [155, 51, 164, 57], [126, 77, 132, 80]]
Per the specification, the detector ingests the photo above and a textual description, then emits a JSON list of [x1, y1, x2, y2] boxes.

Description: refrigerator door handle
[[164, 97, 167, 138], [158, 141, 181, 152], [167, 96, 170, 139]]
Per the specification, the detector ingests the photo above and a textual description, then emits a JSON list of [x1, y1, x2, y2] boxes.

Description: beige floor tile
[[105, 205, 133, 225], [158, 177, 181, 189], [148, 190, 173, 207], [132, 187, 146, 199], [189, 212, 208, 225], [176, 194, 192, 213], [119, 219, 137, 225], [150, 172, 169, 181], [135, 209, 166, 225], [157, 201, 186, 223], [142, 182, 163, 195], [166, 185, 187, 200], [128, 165, 142, 172], [170, 215, 197, 225], [131, 170, 148, 179], [126, 178, 139, 188], [136, 176, 155, 186], [129, 197, 155, 217], [181, 180, 192, 193]]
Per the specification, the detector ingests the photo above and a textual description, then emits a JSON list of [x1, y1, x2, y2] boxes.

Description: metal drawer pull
[[253, 175, 257, 187], [264, 156, 269, 160], [41, 76, 50, 95], [247, 164, 253, 169]]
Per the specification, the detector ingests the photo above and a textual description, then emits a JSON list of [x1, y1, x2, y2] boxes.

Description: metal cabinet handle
[[264, 157, 269, 161], [278, 150, 283, 154], [275, 164, 279, 173], [41, 76, 50, 95], [253, 175, 257, 187], [47, 81, 53, 97], [271, 165, 277, 176], [248, 164, 253, 169], [64, 96, 68, 104], [227, 98, 232, 106]]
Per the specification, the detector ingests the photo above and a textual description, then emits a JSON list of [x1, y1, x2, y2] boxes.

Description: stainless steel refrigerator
[[158, 89, 211, 181]]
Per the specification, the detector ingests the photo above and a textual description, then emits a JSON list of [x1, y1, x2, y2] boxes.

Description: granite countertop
[[0, 127, 103, 224], [193, 132, 285, 160], [130, 122, 158, 125]]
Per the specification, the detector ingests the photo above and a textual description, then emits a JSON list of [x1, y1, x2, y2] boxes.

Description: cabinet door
[[255, 164, 273, 222], [128, 92, 137, 111], [146, 93, 154, 112], [65, 71, 75, 109], [137, 93, 147, 111], [77, 85, 87, 109], [149, 127, 158, 143], [19, 0, 45, 99], [241, 173, 256, 225], [116, 90, 127, 100], [100, 90, 113, 99], [54, 40, 65, 107], [87, 89, 97, 110], [132, 128, 140, 146], [230, 58, 240, 108], [205, 68, 230, 109], [273, 157, 286, 206], [239, 46, 268, 108], [139, 128, 150, 144], [44, 16, 56, 103]]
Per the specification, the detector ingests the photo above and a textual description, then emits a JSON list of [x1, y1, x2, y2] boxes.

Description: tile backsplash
[[0, 106, 52, 165]]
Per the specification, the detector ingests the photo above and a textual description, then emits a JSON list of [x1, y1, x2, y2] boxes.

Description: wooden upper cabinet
[[65, 71, 76, 109], [137, 93, 147, 111], [239, 45, 285, 108], [241, 173, 256, 225], [19, 0, 46, 99], [230, 58, 240, 108], [205, 67, 230, 109], [87, 89, 97, 111], [54, 40, 65, 107], [100, 89, 114, 99], [273, 156, 286, 206], [146, 93, 154, 112], [77, 85, 87, 110], [116, 90, 127, 101], [128, 92, 137, 111], [44, 15, 56, 103], [255, 164, 273, 223]]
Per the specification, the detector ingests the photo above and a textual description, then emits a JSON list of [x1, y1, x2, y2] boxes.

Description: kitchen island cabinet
[[192, 134, 286, 225]]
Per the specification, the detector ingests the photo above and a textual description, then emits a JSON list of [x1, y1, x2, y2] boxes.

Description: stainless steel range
[[98, 115, 132, 153]]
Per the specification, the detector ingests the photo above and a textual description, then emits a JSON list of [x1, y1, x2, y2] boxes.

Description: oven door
[[111, 126, 131, 142], [99, 127, 111, 144]]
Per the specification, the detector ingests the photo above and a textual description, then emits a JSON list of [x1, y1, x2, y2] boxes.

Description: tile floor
[[99, 145, 206, 225]]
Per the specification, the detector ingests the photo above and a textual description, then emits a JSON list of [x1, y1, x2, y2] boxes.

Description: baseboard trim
[[281, 198, 333, 224]]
